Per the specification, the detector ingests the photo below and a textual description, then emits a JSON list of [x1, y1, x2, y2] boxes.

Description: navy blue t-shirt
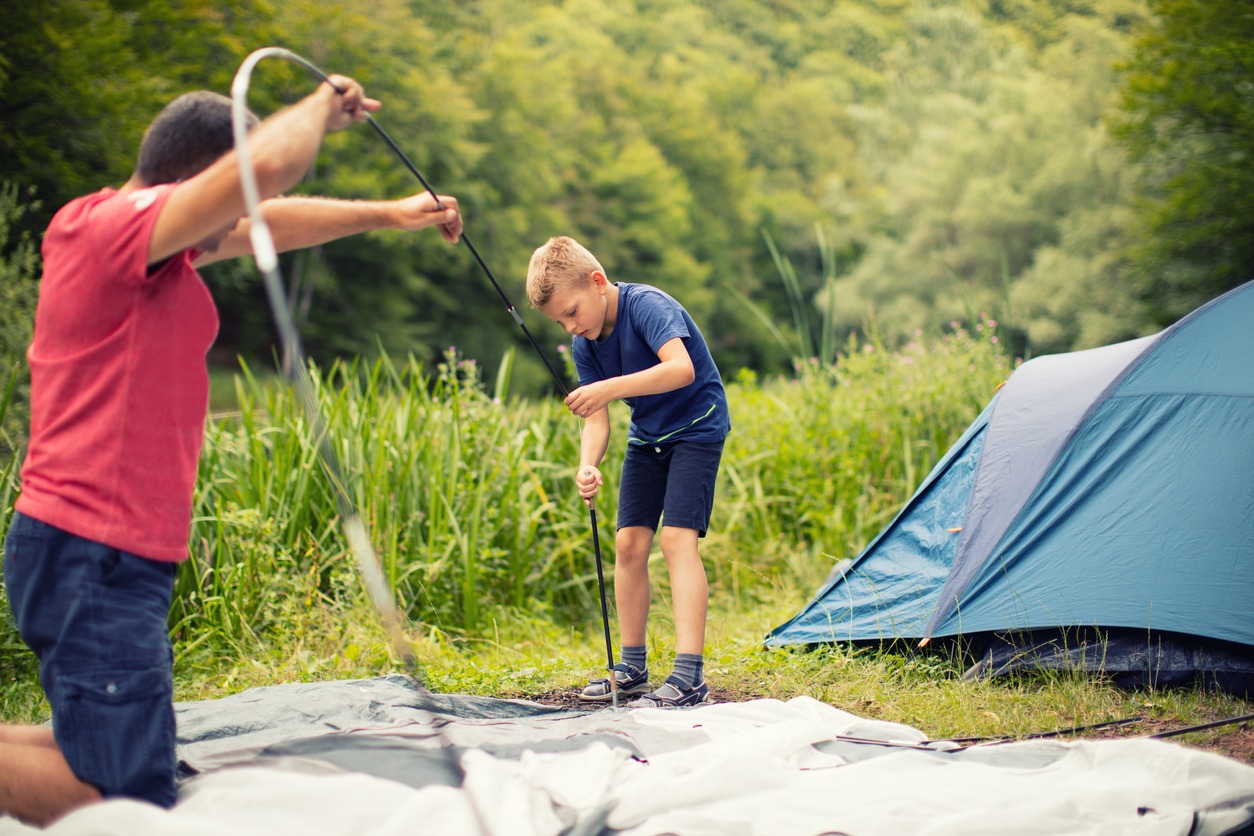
[[573, 282, 730, 445]]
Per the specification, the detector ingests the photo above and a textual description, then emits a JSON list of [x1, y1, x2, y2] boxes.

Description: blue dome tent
[[768, 281, 1254, 694]]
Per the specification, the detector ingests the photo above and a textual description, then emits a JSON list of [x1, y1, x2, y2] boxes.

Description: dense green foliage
[[168, 327, 1011, 651], [1113, 0, 1254, 323], [2, 0, 1250, 394], [0, 183, 39, 460], [2, 326, 1012, 695], [5, 319, 1250, 757]]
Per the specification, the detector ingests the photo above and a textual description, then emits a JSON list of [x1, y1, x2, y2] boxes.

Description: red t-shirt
[[16, 185, 220, 561]]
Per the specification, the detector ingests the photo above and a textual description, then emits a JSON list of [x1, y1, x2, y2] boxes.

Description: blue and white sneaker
[[626, 677, 709, 709], [579, 663, 651, 703]]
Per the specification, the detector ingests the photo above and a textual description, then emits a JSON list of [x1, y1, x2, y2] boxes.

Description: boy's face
[[539, 270, 609, 341]]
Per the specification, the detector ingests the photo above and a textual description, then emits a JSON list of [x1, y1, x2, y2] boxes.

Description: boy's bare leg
[[614, 526, 655, 648], [0, 728, 101, 827], [659, 526, 707, 656]]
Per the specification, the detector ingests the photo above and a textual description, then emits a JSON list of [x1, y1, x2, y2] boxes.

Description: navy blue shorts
[[616, 440, 724, 537], [3, 512, 179, 807]]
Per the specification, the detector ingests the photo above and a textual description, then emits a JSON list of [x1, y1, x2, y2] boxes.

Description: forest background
[[0, 0, 1253, 751], [3, 0, 1252, 415]]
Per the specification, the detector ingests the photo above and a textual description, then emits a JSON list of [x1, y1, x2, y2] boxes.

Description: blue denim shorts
[[3, 512, 179, 807], [616, 439, 724, 536]]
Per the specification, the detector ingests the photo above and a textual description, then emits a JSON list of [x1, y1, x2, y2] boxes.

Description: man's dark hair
[[135, 91, 259, 185]]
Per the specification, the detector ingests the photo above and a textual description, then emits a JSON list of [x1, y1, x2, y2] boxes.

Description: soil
[[517, 687, 1254, 766]]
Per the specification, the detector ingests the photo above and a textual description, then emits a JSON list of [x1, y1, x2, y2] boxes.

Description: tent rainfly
[[768, 281, 1254, 695]]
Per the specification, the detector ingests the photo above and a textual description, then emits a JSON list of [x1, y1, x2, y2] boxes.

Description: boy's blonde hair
[[526, 236, 605, 308]]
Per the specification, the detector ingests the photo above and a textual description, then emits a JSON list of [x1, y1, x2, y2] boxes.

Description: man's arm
[[564, 337, 695, 418], [147, 76, 378, 266], [193, 192, 462, 267]]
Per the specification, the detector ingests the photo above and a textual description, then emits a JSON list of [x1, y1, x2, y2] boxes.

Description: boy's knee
[[615, 527, 652, 565], [658, 526, 698, 559]]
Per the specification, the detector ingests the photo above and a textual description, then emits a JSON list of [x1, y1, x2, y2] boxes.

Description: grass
[[2, 327, 1250, 765], [153, 589, 1254, 762]]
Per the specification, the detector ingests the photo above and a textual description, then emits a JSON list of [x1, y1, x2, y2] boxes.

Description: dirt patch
[[518, 685, 740, 711], [1101, 716, 1254, 766], [518, 688, 1254, 766]]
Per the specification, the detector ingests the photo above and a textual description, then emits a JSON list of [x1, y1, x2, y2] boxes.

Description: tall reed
[[1, 325, 1010, 669], [711, 323, 1011, 600], [179, 347, 611, 645], [173, 323, 1010, 653]]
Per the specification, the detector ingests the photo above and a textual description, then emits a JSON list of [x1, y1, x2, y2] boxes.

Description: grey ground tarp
[[2, 675, 1252, 835]]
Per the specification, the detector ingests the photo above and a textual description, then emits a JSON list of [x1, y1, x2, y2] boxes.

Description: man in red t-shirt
[[0, 75, 462, 826]]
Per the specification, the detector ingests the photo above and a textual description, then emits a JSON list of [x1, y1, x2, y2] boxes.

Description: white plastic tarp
[[2, 676, 1251, 836]]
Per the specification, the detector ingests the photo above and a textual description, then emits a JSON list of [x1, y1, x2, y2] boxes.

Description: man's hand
[[392, 193, 462, 243], [322, 75, 381, 132]]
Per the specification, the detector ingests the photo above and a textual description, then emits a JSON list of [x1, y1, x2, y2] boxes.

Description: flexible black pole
[[278, 56, 619, 701], [362, 113, 620, 703], [589, 505, 618, 704], [1149, 712, 1254, 739], [234, 49, 502, 836], [361, 116, 572, 394], [231, 49, 419, 677]]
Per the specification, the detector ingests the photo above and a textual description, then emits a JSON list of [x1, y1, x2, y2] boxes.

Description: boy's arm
[[194, 193, 462, 266], [564, 337, 694, 418]]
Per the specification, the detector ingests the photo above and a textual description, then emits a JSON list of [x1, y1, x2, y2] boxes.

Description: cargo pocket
[[53, 664, 178, 807]]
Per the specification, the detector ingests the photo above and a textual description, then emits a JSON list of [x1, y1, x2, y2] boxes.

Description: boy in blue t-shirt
[[526, 236, 731, 707]]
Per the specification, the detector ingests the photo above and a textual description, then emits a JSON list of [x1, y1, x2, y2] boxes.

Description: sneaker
[[626, 677, 709, 709], [578, 663, 651, 703]]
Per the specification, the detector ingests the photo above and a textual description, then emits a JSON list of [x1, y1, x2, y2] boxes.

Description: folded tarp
[[2, 675, 1251, 835]]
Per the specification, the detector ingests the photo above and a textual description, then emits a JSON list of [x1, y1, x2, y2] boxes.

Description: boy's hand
[[565, 381, 613, 418], [576, 465, 603, 505]]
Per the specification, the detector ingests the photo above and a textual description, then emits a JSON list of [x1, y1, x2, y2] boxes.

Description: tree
[[0, 0, 149, 236], [1114, 0, 1254, 322], [827, 5, 1152, 356], [0, 0, 283, 237]]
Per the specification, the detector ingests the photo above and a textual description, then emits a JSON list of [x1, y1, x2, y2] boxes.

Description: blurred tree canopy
[[1, 0, 1248, 393], [1113, 0, 1254, 325]]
